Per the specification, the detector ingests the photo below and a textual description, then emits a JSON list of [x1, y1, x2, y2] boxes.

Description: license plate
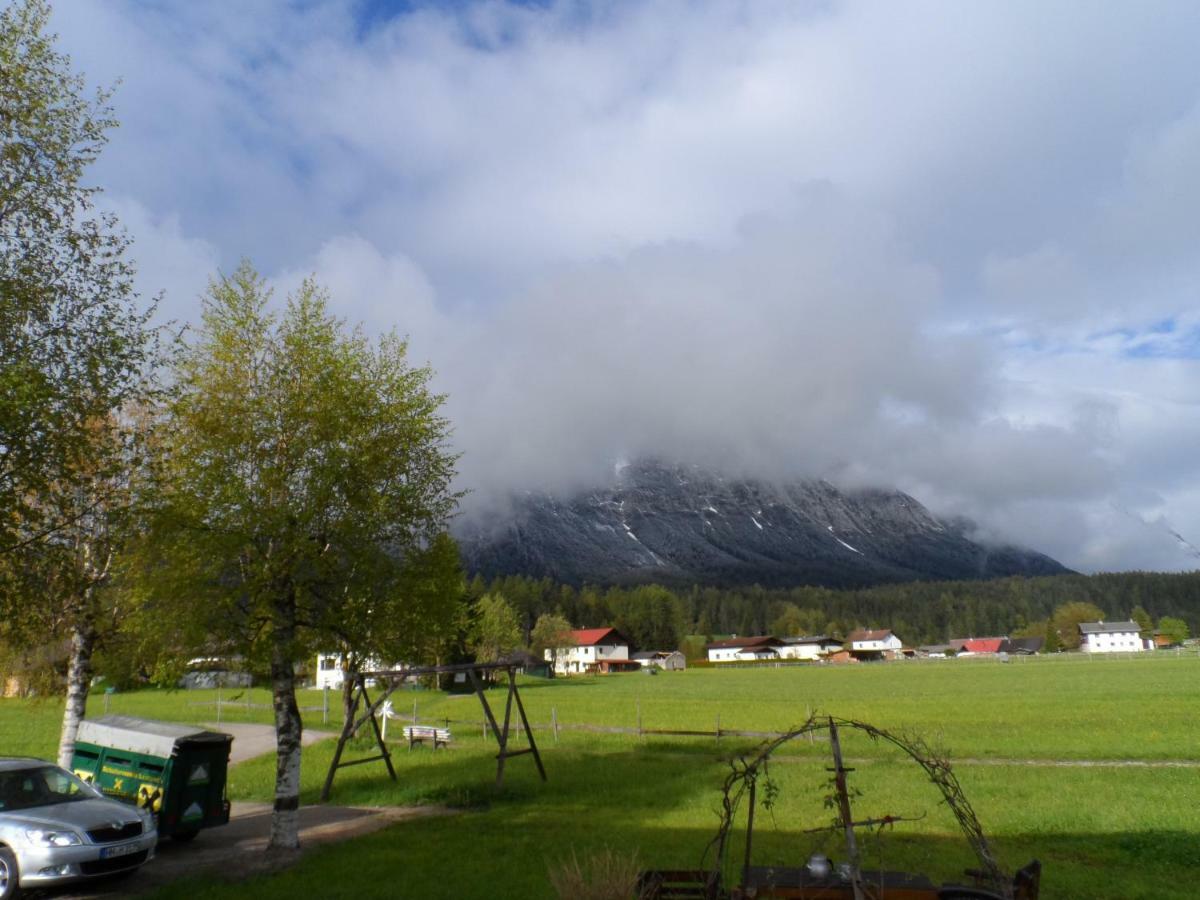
[[100, 842, 140, 859]]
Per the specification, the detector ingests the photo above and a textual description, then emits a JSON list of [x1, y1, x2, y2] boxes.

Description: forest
[[469, 569, 1200, 654]]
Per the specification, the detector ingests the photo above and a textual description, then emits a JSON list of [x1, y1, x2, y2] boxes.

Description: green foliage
[[1051, 601, 1107, 651], [0, 0, 156, 555], [470, 592, 524, 663], [608, 584, 684, 650], [141, 263, 459, 669], [1156, 616, 1189, 645], [1043, 620, 1061, 654], [1131, 605, 1153, 640], [459, 571, 1200, 650], [530, 612, 574, 668]]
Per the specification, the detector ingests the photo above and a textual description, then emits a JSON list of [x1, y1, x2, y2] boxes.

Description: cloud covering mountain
[[49, 0, 1200, 572]]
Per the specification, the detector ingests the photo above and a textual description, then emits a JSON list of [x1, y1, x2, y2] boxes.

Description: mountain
[[457, 459, 1069, 588]]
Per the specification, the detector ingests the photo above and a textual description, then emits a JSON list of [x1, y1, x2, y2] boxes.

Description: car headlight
[[25, 829, 83, 847]]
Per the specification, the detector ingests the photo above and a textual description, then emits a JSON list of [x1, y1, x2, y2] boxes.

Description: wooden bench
[[402, 725, 452, 750]]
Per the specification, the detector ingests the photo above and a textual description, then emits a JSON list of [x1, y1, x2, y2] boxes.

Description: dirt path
[[208, 722, 335, 765], [55, 723, 454, 898]]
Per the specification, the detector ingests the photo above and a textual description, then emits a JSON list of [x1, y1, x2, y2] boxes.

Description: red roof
[[960, 638, 1004, 654], [569, 627, 624, 647]]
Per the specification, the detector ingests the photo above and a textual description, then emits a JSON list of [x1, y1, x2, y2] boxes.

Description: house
[[705, 636, 785, 663], [630, 650, 687, 671], [778, 635, 843, 661], [845, 628, 904, 660], [956, 637, 1006, 656], [917, 644, 955, 658], [998, 636, 1044, 655], [847, 628, 903, 652], [314, 652, 400, 689], [546, 627, 630, 675], [1078, 621, 1145, 653]]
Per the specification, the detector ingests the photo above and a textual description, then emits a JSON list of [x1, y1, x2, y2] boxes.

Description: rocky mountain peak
[[457, 459, 1068, 588]]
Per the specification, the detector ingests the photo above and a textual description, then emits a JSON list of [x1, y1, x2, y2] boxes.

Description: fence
[[382, 697, 827, 746]]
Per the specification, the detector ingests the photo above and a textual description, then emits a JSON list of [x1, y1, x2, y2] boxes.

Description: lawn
[[1, 653, 1197, 898]]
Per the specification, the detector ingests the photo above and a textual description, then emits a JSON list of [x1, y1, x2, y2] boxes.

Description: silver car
[[0, 758, 157, 898]]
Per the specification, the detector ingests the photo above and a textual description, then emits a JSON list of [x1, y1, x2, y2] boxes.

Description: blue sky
[[49, 0, 1200, 571]]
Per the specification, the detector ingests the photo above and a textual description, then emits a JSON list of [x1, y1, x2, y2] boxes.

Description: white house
[[1078, 621, 1146, 653], [778, 635, 843, 661], [705, 636, 784, 663], [546, 627, 631, 675], [847, 628, 903, 652], [314, 652, 400, 689]]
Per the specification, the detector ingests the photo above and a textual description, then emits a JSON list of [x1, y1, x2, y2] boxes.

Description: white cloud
[[47, 0, 1200, 571]]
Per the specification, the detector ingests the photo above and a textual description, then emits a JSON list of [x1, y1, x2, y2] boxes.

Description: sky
[[48, 0, 1200, 572]]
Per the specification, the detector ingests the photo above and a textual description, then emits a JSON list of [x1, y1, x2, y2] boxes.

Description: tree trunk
[[340, 653, 359, 728], [269, 629, 303, 850], [57, 617, 97, 769]]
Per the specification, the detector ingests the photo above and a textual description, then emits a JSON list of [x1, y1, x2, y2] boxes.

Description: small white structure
[[314, 652, 399, 689], [546, 627, 630, 675], [315, 652, 346, 689], [1079, 621, 1146, 653], [705, 636, 784, 663], [630, 650, 687, 671], [846, 629, 903, 652], [778, 635, 843, 661]]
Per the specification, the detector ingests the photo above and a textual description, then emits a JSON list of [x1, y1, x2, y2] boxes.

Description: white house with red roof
[[547, 627, 631, 675]]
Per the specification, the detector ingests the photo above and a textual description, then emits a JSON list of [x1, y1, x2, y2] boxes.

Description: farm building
[[998, 636, 1044, 655], [705, 636, 785, 663], [846, 628, 904, 660], [778, 635, 843, 660], [546, 627, 631, 675], [956, 637, 1006, 656], [1079, 621, 1146, 653], [631, 650, 687, 671], [917, 644, 955, 658]]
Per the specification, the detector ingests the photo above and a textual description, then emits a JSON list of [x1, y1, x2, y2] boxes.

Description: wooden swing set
[[319, 660, 546, 802]]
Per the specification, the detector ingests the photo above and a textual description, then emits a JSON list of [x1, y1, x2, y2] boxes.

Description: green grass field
[[1, 653, 1197, 898]]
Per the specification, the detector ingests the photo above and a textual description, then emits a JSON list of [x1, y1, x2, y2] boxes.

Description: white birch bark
[[269, 624, 303, 850], [57, 617, 97, 769]]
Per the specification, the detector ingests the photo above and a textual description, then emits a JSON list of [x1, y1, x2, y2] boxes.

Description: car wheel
[[0, 846, 20, 899]]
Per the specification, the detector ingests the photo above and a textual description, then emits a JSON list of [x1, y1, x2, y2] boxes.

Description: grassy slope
[[1, 653, 1197, 898]]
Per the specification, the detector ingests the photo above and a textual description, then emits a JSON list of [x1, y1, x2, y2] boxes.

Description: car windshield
[[0, 765, 95, 811]]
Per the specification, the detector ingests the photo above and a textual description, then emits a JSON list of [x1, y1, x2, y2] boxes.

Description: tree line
[[462, 570, 1200, 656]]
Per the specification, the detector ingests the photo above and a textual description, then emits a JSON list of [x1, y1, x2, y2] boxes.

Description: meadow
[[1, 652, 1198, 898]]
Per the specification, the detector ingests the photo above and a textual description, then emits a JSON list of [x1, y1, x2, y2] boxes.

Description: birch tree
[[1, 0, 155, 553], [0, 0, 157, 763], [146, 263, 458, 850]]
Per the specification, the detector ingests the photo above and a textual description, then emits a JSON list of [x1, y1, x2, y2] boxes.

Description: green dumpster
[[71, 715, 233, 840]]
